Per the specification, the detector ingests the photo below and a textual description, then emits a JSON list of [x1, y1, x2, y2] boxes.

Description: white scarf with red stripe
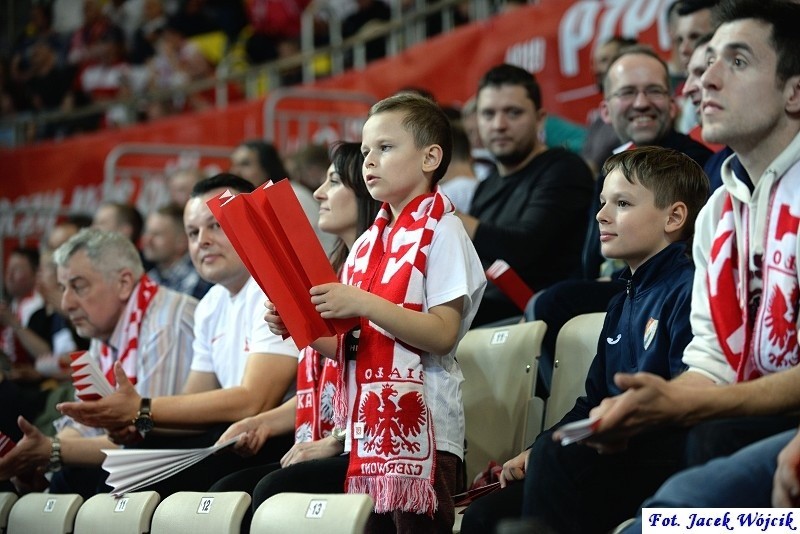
[[333, 192, 451, 516], [99, 275, 159, 386], [707, 172, 800, 381]]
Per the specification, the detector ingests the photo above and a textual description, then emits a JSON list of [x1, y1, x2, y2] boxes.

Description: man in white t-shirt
[[59, 174, 300, 496]]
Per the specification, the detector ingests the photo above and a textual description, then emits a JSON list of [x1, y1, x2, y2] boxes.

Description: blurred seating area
[[0, 0, 500, 146]]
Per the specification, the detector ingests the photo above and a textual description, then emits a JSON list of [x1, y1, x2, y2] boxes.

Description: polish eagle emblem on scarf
[[358, 383, 427, 457]]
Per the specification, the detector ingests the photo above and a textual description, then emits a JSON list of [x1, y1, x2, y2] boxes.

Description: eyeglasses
[[609, 87, 671, 103]]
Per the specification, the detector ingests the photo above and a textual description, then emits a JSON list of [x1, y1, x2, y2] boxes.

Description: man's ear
[[665, 201, 688, 237], [784, 74, 800, 114], [600, 100, 611, 125], [422, 144, 443, 173], [117, 269, 136, 301]]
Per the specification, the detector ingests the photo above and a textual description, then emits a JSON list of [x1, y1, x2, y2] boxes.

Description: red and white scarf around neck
[[334, 191, 452, 516], [99, 275, 159, 386], [294, 347, 338, 442], [707, 171, 800, 381]]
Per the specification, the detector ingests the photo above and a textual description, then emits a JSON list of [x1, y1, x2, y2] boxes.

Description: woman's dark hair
[[327, 141, 381, 272]]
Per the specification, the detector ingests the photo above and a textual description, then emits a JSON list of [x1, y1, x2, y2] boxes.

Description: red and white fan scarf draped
[[98, 275, 159, 386], [707, 172, 800, 381], [294, 347, 338, 443], [333, 192, 452, 516]]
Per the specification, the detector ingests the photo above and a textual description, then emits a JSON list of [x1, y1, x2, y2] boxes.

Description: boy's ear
[[665, 201, 688, 237], [422, 144, 443, 173]]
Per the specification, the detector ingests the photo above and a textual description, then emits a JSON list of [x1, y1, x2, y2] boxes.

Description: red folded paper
[[0, 432, 15, 457], [485, 259, 535, 312], [208, 180, 359, 349], [453, 481, 501, 509]]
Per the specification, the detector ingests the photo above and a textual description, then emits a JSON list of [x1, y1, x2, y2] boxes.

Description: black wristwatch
[[133, 397, 154, 435]]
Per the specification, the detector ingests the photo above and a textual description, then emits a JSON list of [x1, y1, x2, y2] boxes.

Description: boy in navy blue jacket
[[462, 146, 710, 534]]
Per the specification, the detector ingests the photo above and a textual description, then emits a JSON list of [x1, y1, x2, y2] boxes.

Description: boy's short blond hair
[[369, 93, 452, 186], [603, 147, 709, 240]]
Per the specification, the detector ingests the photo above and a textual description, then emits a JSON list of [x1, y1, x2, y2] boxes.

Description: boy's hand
[[311, 283, 370, 319], [264, 299, 288, 337]]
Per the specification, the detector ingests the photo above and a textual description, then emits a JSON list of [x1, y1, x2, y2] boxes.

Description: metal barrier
[[263, 88, 376, 154]]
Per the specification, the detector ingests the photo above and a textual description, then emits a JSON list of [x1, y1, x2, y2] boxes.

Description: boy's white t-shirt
[[344, 213, 486, 459], [191, 276, 299, 389]]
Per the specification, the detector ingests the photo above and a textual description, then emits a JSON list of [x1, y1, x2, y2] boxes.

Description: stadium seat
[[543, 312, 606, 429], [0, 492, 18, 534], [73, 491, 160, 534], [250, 493, 373, 534], [6, 493, 83, 534], [149, 492, 250, 534], [458, 321, 547, 483]]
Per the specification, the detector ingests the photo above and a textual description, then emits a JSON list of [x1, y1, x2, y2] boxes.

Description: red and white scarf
[[707, 172, 800, 381], [294, 346, 338, 442], [99, 275, 159, 386], [334, 192, 452, 516]]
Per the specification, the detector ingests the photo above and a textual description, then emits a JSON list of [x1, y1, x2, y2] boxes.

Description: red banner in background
[[0, 0, 674, 251]]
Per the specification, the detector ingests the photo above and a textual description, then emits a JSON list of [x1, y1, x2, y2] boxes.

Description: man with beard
[[456, 64, 594, 325]]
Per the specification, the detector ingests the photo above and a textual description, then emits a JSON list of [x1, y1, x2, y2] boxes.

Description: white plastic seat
[[149, 492, 249, 534], [251, 492, 373, 534], [544, 312, 606, 429], [458, 321, 547, 483], [0, 492, 18, 534], [73, 491, 160, 534], [6, 492, 83, 534]]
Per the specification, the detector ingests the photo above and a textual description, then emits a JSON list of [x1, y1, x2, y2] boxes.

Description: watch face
[[135, 416, 154, 434]]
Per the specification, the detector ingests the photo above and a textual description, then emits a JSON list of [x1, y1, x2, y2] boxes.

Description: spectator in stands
[[673, 0, 718, 135], [230, 139, 330, 251], [456, 64, 594, 326], [92, 201, 145, 245], [528, 46, 713, 393], [342, 0, 392, 63], [72, 30, 133, 127], [22, 38, 75, 121], [143, 19, 215, 118], [207, 141, 381, 531], [26, 250, 90, 381], [243, 0, 311, 65], [45, 214, 94, 252], [439, 122, 478, 212], [681, 33, 732, 193], [9, 4, 65, 94], [460, 96, 496, 181], [462, 147, 709, 534], [287, 143, 331, 192], [57, 174, 299, 497], [66, 0, 124, 70], [0, 248, 44, 370], [581, 36, 637, 174], [166, 166, 205, 206], [0, 229, 196, 496], [129, 0, 168, 65], [594, 2, 800, 530], [141, 204, 212, 299]]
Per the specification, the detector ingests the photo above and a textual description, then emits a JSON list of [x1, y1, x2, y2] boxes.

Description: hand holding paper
[[208, 180, 358, 349]]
